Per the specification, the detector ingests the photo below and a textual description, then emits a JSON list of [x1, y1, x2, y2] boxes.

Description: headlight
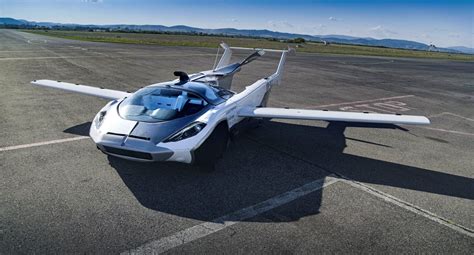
[[93, 100, 116, 129], [164, 122, 206, 142], [94, 110, 107, 129]]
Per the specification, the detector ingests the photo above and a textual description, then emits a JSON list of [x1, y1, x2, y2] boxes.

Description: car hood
[[130, 113, 203, 144], [99, 103, 210, 145]]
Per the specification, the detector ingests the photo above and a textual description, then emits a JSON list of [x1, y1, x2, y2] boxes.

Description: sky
[[1, 0, 473, 47]]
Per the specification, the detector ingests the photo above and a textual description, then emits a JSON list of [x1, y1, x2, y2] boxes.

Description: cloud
[[267, 20, 295, 29], [312, 24, 326, 33], [328, 16, 337, 21], [369, 25, 398, 38], [226, 18, 239, 23], [267, 20, 277, 28], [421, 33, 431, 39], [82, 0, 103, 3], [370, 25, 382, 31], [282, 21, 294, 28]]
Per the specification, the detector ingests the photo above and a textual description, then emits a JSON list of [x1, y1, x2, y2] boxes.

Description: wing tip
[[420, 117, 431, 125]]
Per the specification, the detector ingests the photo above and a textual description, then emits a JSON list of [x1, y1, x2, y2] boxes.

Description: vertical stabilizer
[[269, 47, 295, 85], [215, 42, 233, 70]]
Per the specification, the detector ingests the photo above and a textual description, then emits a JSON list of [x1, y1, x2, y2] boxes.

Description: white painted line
[[122, 176, 339, 255], [0, 50, 54, 53], [444, 112, 474, 122], [0, 136, 89, 152], [417, 127, 474, 137], [339, 178, 474, 238], [353, 104, 396, 113], [313, 95, 415, 108], [356, 60, 395, 65], [429, 112, 474, 122], [0, 56, 103, 61], [0, 53, 216, 61]]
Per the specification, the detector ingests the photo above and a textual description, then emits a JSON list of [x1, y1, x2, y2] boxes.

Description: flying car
[[31, 43, 430, 170]]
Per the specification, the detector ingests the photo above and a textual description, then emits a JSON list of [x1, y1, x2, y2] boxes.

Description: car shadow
[[104, 120, 474, 222], [63, 121, 92, 136]]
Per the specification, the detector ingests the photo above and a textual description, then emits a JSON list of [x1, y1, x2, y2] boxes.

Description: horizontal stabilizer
[[239, 107, 430, 125], [212, 49, 265, 75], [240, 50, 265, 66], [31, 80, 131, 100]]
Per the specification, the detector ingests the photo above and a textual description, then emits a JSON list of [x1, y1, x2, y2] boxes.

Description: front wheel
[[193, 122, 229, 172]]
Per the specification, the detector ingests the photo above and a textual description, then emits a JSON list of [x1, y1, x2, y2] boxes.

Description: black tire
[[193, 122, 229, 172]]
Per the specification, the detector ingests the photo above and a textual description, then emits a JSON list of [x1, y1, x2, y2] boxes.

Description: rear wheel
[[193, 122, 229, 172]]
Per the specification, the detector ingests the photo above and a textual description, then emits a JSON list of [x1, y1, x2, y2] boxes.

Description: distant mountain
[[0, 17, 28, 25], [447, 46, 474, 55], [0, 17, 465, 53]]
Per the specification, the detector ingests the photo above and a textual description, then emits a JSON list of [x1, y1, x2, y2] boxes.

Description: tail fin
[[269, 47, 295, 85], [214, 42, 233, 70]]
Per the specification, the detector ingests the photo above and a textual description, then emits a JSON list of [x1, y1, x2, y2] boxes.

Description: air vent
[[103, 146, 152, 160], [107, 132, 126, 137], [129, 135, 151, 141]]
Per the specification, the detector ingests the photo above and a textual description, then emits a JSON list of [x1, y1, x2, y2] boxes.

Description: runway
[[1, 29, 473, 253]]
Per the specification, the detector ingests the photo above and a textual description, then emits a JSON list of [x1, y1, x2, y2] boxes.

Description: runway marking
[[244, 137, 474, 239], [0, 136, 88, 152], [316, 60, 396, 65], [339, 178, 474, 238], [313, 95, 415, 108], [122, 176, 339, 255], [0, 56, 104, 61], [416, 127, 474, 137], [373, 101, 412, 112], [339, 101, 414, 114], [25, 39, 47, 44], [0, 49, 87, 53], [429, 112, 474, 122], [340, 104, 396, 113], [0, 53, 215, 61], [355, 60, 395, 65]]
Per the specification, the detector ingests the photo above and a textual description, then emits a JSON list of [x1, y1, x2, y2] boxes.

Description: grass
[[23, 30, 474, 61]]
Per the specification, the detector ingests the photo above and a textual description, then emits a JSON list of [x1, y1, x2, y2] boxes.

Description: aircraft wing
[[238, 107, 430, 125], [31, 80, 131, 100]]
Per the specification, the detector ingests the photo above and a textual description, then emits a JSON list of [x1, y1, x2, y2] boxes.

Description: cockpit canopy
[[118, 87, 209, 122], [118, 82, 233, 123], [177, 81, 234, 104]]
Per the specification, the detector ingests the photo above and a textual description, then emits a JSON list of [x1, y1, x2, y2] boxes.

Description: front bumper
[[92, 130, 174, 162], [96, 143, 173, 162]]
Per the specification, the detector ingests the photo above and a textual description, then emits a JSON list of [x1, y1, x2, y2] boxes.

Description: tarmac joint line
[[244, 136, 474, 239], [122, 176, 340, 254], [338, 177, 474, 238]]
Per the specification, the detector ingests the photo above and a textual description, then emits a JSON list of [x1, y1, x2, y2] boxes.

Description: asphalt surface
[[1, 29, 473, 254]]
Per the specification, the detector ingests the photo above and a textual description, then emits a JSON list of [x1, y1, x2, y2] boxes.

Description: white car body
[[32, 43, 430, 166]]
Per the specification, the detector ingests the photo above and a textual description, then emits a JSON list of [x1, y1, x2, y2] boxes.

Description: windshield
[[182, 81, 234, 103], [210, 85, 234, 99], [118, 87, 208, 122], [192, 78, 235, 100]]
